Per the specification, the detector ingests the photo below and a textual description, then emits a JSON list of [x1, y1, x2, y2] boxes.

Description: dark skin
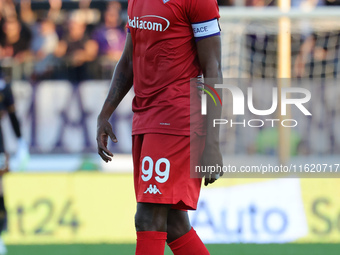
[[197, 36, 223, 186], [97, 33, 222, 243]]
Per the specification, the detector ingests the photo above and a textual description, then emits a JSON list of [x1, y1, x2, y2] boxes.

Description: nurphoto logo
[[200, 84, 312, 128], [198, 83, 222, 115]]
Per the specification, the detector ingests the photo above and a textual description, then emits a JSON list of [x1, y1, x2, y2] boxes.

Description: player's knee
[[167, 210, 191, 243], [167, 223, 185, 243], [135, 210, 167, 232], [135, 211, 150, 231], [134, 203, 169, 232]]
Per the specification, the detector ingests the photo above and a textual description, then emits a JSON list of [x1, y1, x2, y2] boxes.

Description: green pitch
[[7, 244, 340, 255]]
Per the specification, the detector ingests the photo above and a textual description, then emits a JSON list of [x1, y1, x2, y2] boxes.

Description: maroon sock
[[136, 231, 167, 255], [168, 228, 210, 255]]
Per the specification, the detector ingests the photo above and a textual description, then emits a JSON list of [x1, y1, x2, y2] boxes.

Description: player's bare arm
[[97, 33, 133, 163], [196, 35, 223, 186]]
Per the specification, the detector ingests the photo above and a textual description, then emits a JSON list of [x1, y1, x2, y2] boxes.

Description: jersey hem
[[136, 196, 197, 210], [132, 128, 206, 136], [132, 127, 190, 136]]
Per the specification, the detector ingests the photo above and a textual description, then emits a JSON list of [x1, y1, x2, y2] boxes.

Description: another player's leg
[[167, 209, 210, 255], [0, 126, 6, 172], [0, 126, 7, 255], [135, 202, 171, 255], [0, 195, 7, 255]]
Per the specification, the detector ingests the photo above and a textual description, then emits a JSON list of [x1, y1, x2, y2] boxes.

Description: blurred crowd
[[0, 0, 127, 81], [243, 0, 340, 7], [1, 0, 340, 82]]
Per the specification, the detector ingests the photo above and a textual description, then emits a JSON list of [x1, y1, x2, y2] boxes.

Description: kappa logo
[[144, 184, 162, 194]]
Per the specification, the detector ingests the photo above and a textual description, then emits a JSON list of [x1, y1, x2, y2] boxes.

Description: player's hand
[[201, 144, 223, 186], [96, 118, 117, 163]]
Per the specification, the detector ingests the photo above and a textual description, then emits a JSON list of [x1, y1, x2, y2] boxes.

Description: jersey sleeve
[[186, 0, 220, 39]]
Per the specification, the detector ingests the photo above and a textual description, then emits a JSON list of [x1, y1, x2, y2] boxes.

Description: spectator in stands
[[0, 1, 17, 56], [0, 16, 33, 80], [76, 0, 100, 28], [20, 0, 36, 25], [294, 0, 340, 78], [0, 0, 16, 22], [245, 0, 277, 77], [47, 0, 66, 28], [31, 16, 59, 80], [54, 13, 98, 82], [291, 0, 324, 8], [246, 0, 267, 6], [91, 1, 126, 79]]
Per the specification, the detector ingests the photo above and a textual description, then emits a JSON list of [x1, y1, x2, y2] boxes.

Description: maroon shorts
[[132, 133, 205, 210]]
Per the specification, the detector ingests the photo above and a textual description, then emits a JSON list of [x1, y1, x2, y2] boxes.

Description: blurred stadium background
[[1, 0, 340, 254]]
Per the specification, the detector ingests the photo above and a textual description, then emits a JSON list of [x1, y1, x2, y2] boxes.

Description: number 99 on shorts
[[141, 156, 170, 183]]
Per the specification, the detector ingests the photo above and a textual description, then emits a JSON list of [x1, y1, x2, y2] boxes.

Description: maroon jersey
[[127, 0, 220, 135]]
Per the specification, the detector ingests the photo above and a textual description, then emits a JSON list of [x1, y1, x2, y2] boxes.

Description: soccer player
[[0, 67, 28, 255], [97, 0, 222, 254]]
